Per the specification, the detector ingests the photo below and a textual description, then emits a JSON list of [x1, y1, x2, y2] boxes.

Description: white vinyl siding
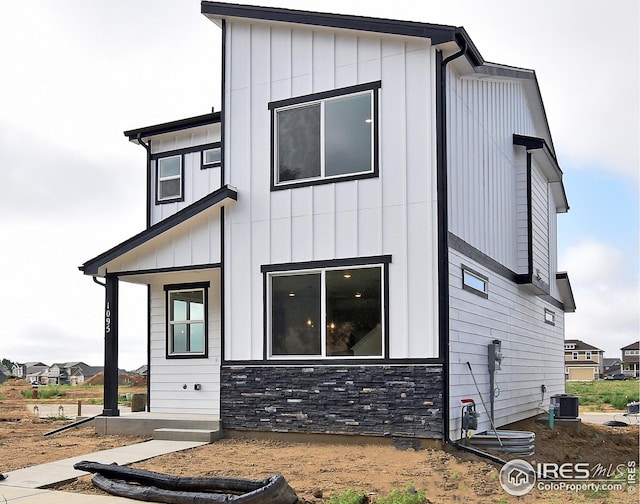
[[448, 250, 565, 439], [148, 270, 222, 415], [223, 21, 439, 361]]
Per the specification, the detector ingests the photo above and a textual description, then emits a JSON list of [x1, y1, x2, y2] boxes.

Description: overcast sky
[[0, 0, 638, 371]]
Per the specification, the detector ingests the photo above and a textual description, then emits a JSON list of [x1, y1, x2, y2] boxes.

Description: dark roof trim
[[202, 1, 459, 43], [621, 341, 640, 350], [80, 185, 237, 276], [556, 272, 576, 313], [201, 1, 484, 69], [514, 133, 569, 212], [124, 112, 221, 142]]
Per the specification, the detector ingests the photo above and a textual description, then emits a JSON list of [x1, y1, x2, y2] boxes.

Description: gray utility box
[[551, 394, 579, 419]]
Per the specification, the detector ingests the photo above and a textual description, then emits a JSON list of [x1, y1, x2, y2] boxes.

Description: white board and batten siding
[[222, 20, 440, 361], [448, 251, 565, 439], [149, 125, 222, 226], [447, 68, 542, 273], [148, 269, 222, 416]]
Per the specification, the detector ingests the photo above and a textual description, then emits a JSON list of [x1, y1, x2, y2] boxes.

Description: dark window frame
[[461, 264, 489, 299], [269, 81, 381, 191], [164, 282, 210, 359], [202, 142, 222, 169], [156, 154, 185, 204], [261, 255, 391, 360], [544, 308, 556, 326]]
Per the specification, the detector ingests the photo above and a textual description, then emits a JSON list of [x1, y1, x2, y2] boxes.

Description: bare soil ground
[[2, 379, 638, 503]]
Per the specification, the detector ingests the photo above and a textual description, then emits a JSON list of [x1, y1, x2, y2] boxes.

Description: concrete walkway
[[0, 439, 207, 503]]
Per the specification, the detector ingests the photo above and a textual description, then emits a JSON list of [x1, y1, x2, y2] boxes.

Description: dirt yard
[[1, 379, 638, 503]]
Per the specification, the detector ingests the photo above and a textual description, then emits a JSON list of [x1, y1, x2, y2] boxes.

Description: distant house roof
[[564, 340, 603, 352]]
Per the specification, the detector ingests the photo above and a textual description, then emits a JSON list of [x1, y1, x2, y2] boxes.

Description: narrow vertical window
[[157, 155, 183, 201]]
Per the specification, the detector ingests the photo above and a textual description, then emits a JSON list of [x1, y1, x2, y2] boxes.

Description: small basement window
[[462, 266, 488, 298], [157, 155, 183, 202]]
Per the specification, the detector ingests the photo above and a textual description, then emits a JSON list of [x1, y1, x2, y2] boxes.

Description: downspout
[[135, 133, 152, 410], [436, 39, 505, 465], [136, 134, 152, 229]]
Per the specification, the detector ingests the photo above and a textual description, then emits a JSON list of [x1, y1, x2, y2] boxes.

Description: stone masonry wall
[[220, 365, 443, 438]]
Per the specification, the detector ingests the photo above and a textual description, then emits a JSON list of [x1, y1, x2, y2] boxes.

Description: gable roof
[[80, 185, 237, 276], [621, 341, 640, 351], [564, 339, 603, 352]]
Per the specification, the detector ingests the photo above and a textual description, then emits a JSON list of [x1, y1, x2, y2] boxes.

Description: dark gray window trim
[[155, 153, 185, 205], [261, 255, 391, 362], [201, 142, 222, 170], [164, 281, 210, 359], [544, 308, 556, 326], [269, 81, 381, 191], [461, 264, 488, 299]]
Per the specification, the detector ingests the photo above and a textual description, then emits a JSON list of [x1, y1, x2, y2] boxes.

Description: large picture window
[[267, 263, 385, 359], [165, 284, 208, 358], [270, 82, 380, 189]]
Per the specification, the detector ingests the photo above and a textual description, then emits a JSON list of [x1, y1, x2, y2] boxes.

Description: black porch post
[[103, 273, 120, 416]]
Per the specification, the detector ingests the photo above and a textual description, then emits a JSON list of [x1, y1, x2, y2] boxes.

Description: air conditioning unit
[[550, 394, 579, 419]]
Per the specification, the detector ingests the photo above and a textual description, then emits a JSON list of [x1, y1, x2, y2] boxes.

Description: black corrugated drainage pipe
[[435, 38, 506, 467]]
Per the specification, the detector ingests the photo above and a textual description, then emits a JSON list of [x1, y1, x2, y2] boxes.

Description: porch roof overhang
[[556, 272, 576, 313], [514, 134, 569, 213], [79, 185, 237, 277]]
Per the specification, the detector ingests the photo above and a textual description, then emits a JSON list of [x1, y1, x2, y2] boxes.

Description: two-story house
[[621, 341, 640, 378], [80, 2, 574, 443], [564, 340, 603, 381]]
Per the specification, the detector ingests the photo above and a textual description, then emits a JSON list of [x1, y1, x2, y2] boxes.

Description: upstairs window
[[202, 146, 221, 169], [269, 81, 380, 189], [157, 155, 183, 202]]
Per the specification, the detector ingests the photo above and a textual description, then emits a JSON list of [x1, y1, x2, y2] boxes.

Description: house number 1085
[[105, 302, 111, 334]]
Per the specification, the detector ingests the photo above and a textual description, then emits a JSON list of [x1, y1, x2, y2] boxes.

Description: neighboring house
[[133, 365, 148, 377], [80, 2, 575, 442], [22, 362, 48, 384], [621, 341, 640, 378], [39, 362, 103, 386], [603, 358, 622, 377], [564, 340, 604, 381]]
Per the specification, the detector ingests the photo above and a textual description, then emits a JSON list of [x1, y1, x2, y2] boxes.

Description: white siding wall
[[448, 250, 565, 439], [106, 207, 223, 273], [149, 125, 222, 226], [223, 21, 439, 361], [447, 70, 538, 271], [148, 269, 222, 415], [530, 161, 550, 286]]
